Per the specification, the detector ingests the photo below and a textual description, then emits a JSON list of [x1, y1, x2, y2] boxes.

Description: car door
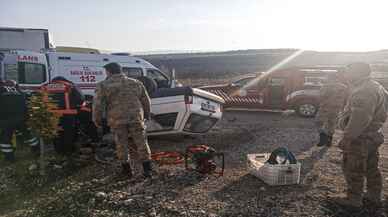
[[266, 77, 286, 108], [146, 68, 170, 88]]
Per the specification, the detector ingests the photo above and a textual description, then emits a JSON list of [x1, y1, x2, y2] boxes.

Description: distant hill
[[139, 49, 388, 79]]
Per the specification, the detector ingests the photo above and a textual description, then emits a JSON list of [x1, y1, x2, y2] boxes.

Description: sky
[[2, 0, 388, 53]]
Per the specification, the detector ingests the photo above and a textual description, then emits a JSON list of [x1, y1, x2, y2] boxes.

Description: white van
[[0, 50, 224, 135], [47, 52, 175, 97]]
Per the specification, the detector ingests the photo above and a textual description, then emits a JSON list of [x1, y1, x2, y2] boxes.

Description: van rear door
[[266, 77, 286, 108], [1, 51, 48, 91]]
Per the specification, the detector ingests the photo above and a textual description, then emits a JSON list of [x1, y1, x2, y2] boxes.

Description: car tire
[[297, 103, 317, 117]]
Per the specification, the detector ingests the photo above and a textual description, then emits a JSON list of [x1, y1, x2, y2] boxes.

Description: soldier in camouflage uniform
[[316, 72, 348, 147], [336, 62, 387, 208], [93, 63, 153, 178]]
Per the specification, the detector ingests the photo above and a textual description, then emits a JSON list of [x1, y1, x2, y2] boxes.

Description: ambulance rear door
[[2, 51, 49, 92]]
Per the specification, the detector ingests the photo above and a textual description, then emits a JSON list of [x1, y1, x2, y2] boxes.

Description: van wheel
[[297, 103, 317, 117]]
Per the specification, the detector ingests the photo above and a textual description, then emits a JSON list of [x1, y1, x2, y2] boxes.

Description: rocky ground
[[1, 111, 388, 217]]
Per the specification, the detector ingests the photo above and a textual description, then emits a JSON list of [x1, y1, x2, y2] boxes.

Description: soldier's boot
[[365, 158, 383, 208], [121, 162, 133, 179], [341, 160, 365, 209], [142, 161, 153, 178], [317, 133, 329, 147], [333, 195, 363, 209], [364, 191, 383, 208], [364, 194, 385, 217]]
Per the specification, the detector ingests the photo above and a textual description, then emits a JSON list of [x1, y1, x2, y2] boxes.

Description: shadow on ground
[[212, 174, 310, 216], [320, 198, 388, 217]]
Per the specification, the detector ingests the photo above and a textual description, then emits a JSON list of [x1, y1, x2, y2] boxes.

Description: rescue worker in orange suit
[[316, 72, 348, 147], [0, 79, 39, 161], [337, 62, 387, 209], [51, 77, 99, 143], [49, 76, 100, 155]]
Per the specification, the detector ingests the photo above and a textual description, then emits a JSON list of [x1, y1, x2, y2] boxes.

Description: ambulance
[[0, 50, 224, 135]]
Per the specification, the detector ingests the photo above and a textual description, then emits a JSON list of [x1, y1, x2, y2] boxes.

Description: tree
[[26, 92, 60, 175]]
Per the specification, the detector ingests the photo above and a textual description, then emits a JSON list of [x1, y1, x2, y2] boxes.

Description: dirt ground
[[1, 111, 388, 217]]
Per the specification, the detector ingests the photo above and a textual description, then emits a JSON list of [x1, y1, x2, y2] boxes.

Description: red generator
[[185, 145, 224, 176]]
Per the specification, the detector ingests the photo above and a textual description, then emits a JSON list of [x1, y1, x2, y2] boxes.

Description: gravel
[[3, 111, 388, 217]]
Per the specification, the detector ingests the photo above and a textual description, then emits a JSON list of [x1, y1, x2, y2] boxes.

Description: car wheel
[[297, 103, 317, 117]]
